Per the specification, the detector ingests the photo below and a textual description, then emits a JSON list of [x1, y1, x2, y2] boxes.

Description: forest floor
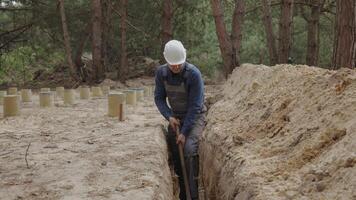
[[0, 80, 174, 200]]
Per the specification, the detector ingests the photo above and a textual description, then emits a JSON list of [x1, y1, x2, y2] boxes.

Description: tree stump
[[80, 86, 90, 99], [102, 85, 110, 96], [3, 95, 20, 117], [21, 89, 32, 102], [0, 91, 6, 105], [41, 88, 51, 92], [64, 89, 75, 105], [151, 86, 155, 96], [91, 87, 103, 97], [108, 93, 126, 120], [56, 87, 65, 99], [8, 87, 17, 95], [40, 92, 53, 107], [124, 90, 137, 105], [143, 86, 150, 97], [134, 88, 144, 101]]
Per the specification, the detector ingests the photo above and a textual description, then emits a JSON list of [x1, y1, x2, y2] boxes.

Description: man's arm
[[154, 68, 173, 120], [180, 70, 204, 136]]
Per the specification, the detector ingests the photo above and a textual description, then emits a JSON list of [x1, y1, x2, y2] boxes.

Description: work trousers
[[166, 114, 205, 200]]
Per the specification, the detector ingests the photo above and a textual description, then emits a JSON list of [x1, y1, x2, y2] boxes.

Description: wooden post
[[21, 89, 32, 102], [8, 87, 17, 95], [80, 86, 90, 99], [3, 95, 20, 117], [108, 92, 126, 118], [56, 87, 65, 98], [64, 89, 75, 105], [102, 85, 110, 95], [124, 90, 136, 105], [91, 86, 103, 97], [39, 92, 53, 107], [119, 104, 124, 121], [0, 91, 6, 105], [41, 88, 51, 92]]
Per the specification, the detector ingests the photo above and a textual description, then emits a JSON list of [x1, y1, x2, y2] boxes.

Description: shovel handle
[[177, 128, 192, 200]]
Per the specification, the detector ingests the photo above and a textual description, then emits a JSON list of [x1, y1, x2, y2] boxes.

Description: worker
[[154, 40, 206, 200]]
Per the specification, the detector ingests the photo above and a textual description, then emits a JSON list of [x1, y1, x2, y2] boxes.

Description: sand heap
[[201, 64, 356, 200]]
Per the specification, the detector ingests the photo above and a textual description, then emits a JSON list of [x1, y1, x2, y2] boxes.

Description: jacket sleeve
[[154, 68, 172, 121], [180, 70, 204, 136]]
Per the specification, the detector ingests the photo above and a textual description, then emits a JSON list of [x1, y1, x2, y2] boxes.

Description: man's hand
[[176, 134, 186, 146], [169, 117, 180, 132]]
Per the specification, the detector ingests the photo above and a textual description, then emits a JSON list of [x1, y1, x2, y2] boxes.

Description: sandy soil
[[201, 64, 356, 200], [0, 89, 173, 200]]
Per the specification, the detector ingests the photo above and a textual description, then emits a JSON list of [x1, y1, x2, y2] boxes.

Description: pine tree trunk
[[160, 0, 173, 64], [261, 0, 278, 66], [101, 0, 113, 71], [332, 0, 356, 69], [58, 0, 78, 80], [306, 0, 323, 66], [106, 0, 114, 70], [231, 0, 245, 67], [278, 0, 294, 63], [118, 0, 128, 82], [92, 0, 104, 82], [211, 0, 235, 78], [74, 21, 91, 82], [75, 22, 91, 70]]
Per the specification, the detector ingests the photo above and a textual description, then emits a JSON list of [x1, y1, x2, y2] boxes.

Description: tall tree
[[160, 0, 173, 63], [231, 0, 245, 67], [261, 0, 278, 65], [118, 0, 128, 82], [92, 0, 104, 82], [211, 0, 245, 78], [58, 0, 78, 81], [101, 0, 113, 71], [301, 0, 325, 66], [278, 0, 294, 63], [332, 0, 356, 69], [74, 21, 91, 82]]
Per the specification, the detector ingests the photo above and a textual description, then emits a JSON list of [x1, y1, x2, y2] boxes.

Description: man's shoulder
[[185, 63, 202, 79], [155, 64, 169, 77], [157, 64, 169, 70]]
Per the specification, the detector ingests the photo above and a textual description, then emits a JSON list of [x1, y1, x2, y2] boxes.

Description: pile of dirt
[[127, 56, 159, 78], [98, 78, 126, 89], [201, 64, 356, 199], [98, 77, 154, 89], [30, 64, 78, 89], [27, 55, 158, 89]]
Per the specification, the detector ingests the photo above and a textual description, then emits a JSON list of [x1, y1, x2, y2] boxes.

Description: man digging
[[154, 40, 206, 200]]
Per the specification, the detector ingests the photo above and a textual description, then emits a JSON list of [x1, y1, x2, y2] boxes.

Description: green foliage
[[291, 15, 308, 64], [0, 0, 337, 83], [0, 46, 34, 84], [0, 45, 64, 85]]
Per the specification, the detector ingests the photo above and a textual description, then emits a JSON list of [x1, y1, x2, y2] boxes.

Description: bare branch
[[25, 142, 31, 169]]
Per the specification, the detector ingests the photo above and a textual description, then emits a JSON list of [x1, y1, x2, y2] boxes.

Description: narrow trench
[[159, 98, 224, 200], [160, 114, 213, 200], [162, 127, 212, 200]]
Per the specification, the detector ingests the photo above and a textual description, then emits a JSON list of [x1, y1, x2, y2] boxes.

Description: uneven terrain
[[1, 64, 355, 200], [201, 64, 356, 200]]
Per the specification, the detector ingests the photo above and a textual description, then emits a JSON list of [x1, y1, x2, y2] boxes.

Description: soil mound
[[201, 64, 356, 200]]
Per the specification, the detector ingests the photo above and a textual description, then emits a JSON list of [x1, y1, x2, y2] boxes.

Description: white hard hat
[[163, 40, 186, 65]]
